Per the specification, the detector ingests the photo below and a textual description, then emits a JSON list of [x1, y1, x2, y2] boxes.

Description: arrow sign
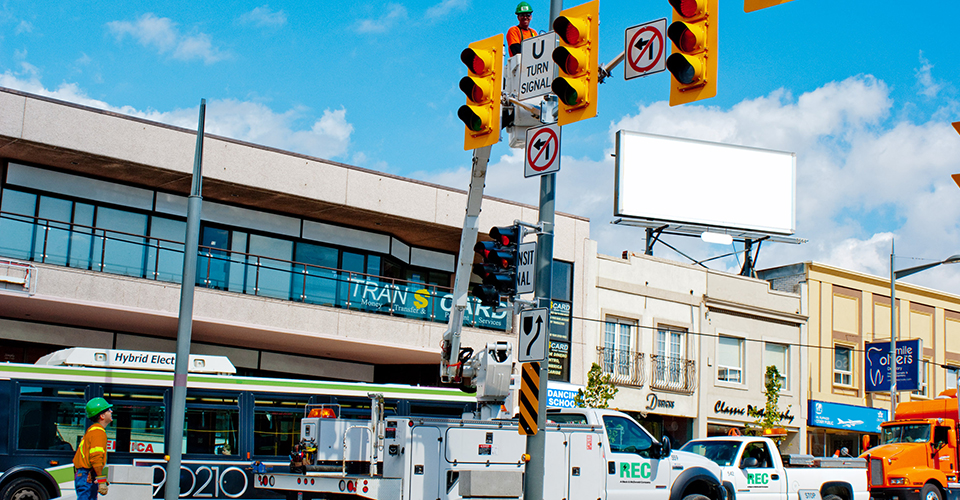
[[519, 308, 548, 362], [524, 123, 561, 178], [624, 18, 667, 80]]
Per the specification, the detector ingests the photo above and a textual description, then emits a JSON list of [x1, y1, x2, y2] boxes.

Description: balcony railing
[[596, 347, 645, 387], [650, 354, 697, 393], [0, 211, 509, 330]]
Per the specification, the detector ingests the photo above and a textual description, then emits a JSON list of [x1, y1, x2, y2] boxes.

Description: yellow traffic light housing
[[744, 0, 795, 12], [458, 34, 503, 150], [666, 0, 717, 106], [551, 0, 598, 126]]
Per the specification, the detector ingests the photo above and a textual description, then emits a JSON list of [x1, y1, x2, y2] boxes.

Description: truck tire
[[0, 477, 50, 500], [683, 494, 711, 500], [921, 484, 942, 500]]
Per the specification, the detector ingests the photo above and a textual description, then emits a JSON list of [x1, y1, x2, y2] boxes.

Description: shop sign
[[808, 400, 888, 433], [713, 400, 795, 424], [645, 393, 677, 411], [547, 381, 581, 408], [347, 277, 509, 329]]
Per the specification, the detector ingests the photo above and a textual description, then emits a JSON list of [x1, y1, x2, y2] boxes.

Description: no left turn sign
[[624, 18, 667, 80], [524, 123, 561, 178]]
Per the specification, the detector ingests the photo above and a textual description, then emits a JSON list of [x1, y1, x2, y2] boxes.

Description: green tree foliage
[[575, 363, 619, 408], [745, 365, 786, 445]]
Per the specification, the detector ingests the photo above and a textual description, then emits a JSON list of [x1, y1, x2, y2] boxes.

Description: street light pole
[[888, 246, 960, 419]]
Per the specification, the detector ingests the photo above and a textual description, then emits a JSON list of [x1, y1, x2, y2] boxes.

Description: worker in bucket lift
[[507, 2, 537, 57]]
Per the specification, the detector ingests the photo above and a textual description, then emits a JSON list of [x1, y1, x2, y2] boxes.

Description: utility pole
[[522, 3, 563, 500]]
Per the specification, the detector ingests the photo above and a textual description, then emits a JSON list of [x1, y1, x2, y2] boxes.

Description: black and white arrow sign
[[524, 123, 561, 178]]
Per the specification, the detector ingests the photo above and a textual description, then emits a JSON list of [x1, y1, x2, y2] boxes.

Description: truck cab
[[682, 436, 868, 500], [867, 415, 959, 500]]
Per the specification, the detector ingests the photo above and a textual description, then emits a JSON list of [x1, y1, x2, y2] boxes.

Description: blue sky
[[2, 0, 960, 294]]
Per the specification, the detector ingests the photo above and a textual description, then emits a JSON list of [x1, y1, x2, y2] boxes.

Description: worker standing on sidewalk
[[73, 397, 113, 499]]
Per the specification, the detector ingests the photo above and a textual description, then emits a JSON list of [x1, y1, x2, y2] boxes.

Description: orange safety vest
[[73, 423, 108, 479], [507, 26, 538, 56]]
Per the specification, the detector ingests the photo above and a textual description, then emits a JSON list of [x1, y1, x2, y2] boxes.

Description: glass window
[[656, 328, 685, 384], [246, 234, 293, 300], [146, 216, 185, 283], [718, 336, 743, 383], [0, 189, 38, 260], [69, 202, 95, 269], [602, 415, 656, 457], [184, 394, 239, 456], [294, 242, 340, 306], [254, 396, 307, 457], [947, 367, 959, 391], [834, 346, 853, 386], [913, 360, 929, 397], [94, 207, 147, 278], [603, 318, 635, 376], [36, 195, 73, 266], [101, 388, 166, 454], [764, 343, 789, 389], [552, 260, 573, 301], [17, 384, 87, 452], [228, 231, 249, 292], [199, 226, 231, 290], [741, 441, 774, 468]]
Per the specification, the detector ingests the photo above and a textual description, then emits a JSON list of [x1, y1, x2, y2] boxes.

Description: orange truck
[[864, 389, 960, 500]]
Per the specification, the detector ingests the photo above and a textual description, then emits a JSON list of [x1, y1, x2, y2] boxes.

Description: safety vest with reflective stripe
[[73, 423, 108, 478]]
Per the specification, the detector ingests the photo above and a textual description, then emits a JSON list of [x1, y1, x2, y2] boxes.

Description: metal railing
[[596, 347, 645, 387], [650, 354, 697, 393], [0, 210, 509, 330]]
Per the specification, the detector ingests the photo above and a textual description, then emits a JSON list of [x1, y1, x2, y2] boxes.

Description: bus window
[[17, 384, 87, 451], [254, 396, 308, 457], [102, 388, 166, 454], [185, 394, 239, 455]]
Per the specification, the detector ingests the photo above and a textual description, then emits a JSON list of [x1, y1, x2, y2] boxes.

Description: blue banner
[[808, 400, 888, 433], [864, 339, 921, 392]]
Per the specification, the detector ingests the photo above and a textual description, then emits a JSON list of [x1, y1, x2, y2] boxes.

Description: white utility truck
[[254, 390, 728, 500], [681, 436, 868, 500]]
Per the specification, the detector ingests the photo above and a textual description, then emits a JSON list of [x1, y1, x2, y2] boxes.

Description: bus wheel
[[922, 484, 942, 500], [0, 477, 49, 500]]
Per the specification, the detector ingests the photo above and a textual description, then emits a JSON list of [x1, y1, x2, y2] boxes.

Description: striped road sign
[[519, 361, 540, 435]]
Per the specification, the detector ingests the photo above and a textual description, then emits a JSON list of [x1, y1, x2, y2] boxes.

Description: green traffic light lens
[[457, 106, 483, 132], [666, 54, 696, 85], [552, 79, 579, 106]]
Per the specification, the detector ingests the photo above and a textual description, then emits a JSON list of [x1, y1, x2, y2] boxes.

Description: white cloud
[[238, 6, 287, 28], [915, 52, 945, 99], [0, 70, 353, 160], [354, 4, 408, 34], [106, 13, 228, 64], [416, 75, 960, 295], [425, 0, 469, 20], [15, 20, 32, 34]]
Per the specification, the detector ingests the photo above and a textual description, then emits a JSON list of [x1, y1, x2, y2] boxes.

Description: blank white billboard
[[614, 131, 796, 235]]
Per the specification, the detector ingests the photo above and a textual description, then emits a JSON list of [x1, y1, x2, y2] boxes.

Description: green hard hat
[[516, 2, 533, 14], [85, 397, 113, 419]]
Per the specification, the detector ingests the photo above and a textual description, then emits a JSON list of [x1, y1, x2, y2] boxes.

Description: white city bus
[[0, 347, 476, 500]]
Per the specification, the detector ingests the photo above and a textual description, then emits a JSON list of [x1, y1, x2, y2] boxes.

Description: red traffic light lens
[[670, 0, 704, 18], [460, 49, 484, 75], [459, 78, 485, 103], [678, 28, 697, 52]]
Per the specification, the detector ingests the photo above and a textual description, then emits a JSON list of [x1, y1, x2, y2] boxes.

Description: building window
[[913, 360, 929, 397], [763, 343, 789, 389], [948, 367, 959, 391], [655, 328, 685, 384], [717, 336, 743, 383], [834, 346, 853, 386], [603, 318, 635, 376]]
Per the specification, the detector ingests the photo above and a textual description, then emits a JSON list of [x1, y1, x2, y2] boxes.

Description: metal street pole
[[164, 99, 206, 500], [523, 3, 562, 500], [889, 242, 897, 419]]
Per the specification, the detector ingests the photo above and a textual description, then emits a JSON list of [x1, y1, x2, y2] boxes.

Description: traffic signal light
[[472, 225, 521, 307], [666, 0, 718, 106], [551, 0, 598, 126], [458, 34, 504, 150], [744, 0, 795, 12]]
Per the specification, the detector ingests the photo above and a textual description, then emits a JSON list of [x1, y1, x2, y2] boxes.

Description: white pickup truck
[[680, 436, 868, 500]]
